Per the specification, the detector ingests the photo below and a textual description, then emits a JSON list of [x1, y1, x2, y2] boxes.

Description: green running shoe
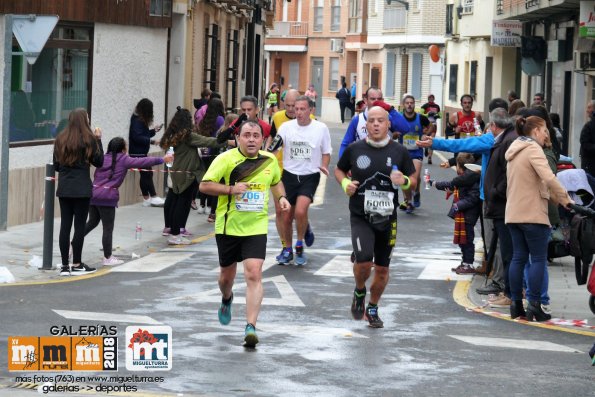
[[218, 293, 233, 325], [244, 323, 259, 348]]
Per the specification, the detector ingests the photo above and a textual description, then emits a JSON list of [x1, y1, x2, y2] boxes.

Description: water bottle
[[135, 222, 142, 240], [165, 146, 174, 167], [424, 168, 430, 190], [390, 165, 399, 188], [473, 117, 482, 136]]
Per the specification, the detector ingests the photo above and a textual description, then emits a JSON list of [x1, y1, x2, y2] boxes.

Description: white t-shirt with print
[[278, 119, 332, 175]]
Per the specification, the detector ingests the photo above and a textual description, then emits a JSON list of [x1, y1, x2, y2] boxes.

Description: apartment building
[[367, 0, 446, 108]]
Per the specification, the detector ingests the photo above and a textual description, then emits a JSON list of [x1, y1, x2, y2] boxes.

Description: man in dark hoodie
[[580, 101, 595, 176]]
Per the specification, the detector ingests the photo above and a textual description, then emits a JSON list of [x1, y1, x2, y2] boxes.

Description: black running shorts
[[281, 171, 320, 205], [216, 234, 267, 267], [350, 214, 397, 267]]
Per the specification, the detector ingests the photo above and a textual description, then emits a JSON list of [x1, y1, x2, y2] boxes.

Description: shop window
[[10, 25, 92, 145]]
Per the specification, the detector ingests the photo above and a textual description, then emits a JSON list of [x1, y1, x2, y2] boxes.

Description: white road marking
[[111, 252, 194, 272], [167, 275, 305, 307], [417, 262, 473, 281], [53, 310, 162, 324], [448, 335, 583, 353], [314, 255, 353, 277], [256, 323, 367, 339]]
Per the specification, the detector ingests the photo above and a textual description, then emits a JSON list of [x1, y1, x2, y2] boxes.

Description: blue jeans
[[507, 223, 550, 302], [523, 260, 550, 305]]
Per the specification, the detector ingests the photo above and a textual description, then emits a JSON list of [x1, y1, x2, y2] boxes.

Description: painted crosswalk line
[[209, 257, 278, 274], [256, 323, 367, 339], [448, 335, 583, 353], [314, 255, 353, 277], [417, 262, 474, 281], [53, 309, 162, 324], [167, 275, 305, 307], [112, 252, 194, 272]]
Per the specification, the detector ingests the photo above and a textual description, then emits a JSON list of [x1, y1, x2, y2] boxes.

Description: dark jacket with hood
[[483, 125, 518, 219]]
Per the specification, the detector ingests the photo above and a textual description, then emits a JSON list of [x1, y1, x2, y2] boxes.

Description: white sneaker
[[142, 198, 152, 207], [103, 256, 124, 266], [150, 196, 165, 206], [168, 235, 192, 245], [198, 206, 206, 214]]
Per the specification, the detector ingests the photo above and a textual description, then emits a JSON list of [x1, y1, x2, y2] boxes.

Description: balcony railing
[[497, 0, 546, 16], [266, 21, 309, 37]]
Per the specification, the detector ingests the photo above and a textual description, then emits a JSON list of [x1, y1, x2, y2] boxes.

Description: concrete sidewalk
[[0, 201, 217, 284]]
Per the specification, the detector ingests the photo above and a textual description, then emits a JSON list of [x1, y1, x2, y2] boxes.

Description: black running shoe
[[71, 263, 96, 274], [351, 288, 366, 320], [365, 305, 384, 328]]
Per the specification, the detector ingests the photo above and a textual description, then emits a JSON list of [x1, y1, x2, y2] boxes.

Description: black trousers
[[59, 197, 90, 267], [84, 205, 116, 258], [165, 180, 197, 235]]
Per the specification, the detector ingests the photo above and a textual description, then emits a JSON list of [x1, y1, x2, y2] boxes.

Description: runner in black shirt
[[335, 106, 416, 328]]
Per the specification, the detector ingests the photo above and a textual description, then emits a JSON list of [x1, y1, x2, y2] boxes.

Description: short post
[[42, 163, 55, 270]]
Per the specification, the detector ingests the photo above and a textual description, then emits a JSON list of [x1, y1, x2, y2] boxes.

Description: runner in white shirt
[[276, 96, 332, 265]]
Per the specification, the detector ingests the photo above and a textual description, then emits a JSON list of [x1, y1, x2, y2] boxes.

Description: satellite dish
[[521, 57, 544, 76]]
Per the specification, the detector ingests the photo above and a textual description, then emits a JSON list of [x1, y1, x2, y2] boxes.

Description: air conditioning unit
[[330, 39, 344, 53], [575, 51, 595, 70]]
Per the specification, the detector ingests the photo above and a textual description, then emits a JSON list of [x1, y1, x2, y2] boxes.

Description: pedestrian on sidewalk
[[505, 116, 573, 321], [53, 108, 104, 276], [85, 137, 173, 266], [160, 107, 224, 245], [199, 120, 290, 348], [336, 82, 352, 124], [431, 153, 481, 275], [128, 98, 165, 207]]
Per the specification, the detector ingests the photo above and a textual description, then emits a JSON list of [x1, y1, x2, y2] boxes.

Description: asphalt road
[[0, 124, 593, 396]]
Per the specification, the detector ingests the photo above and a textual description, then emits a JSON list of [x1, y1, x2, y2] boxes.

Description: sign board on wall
[[579, 1, 595, 38], [491, 20, 522, 47]]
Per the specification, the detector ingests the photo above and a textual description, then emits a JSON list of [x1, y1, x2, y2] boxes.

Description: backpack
[[570, 214, 595, 284]]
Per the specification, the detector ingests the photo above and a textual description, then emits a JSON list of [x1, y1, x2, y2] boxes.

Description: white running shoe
[[150, 196, 165, 206], [168, 235, 192, 245], [142, 198, 152, 207], [198, 206, 206, 214], [103, 256, 124, 266]]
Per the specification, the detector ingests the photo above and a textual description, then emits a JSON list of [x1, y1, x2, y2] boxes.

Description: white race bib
[[235, 183, 266, 212], [364, 190, 394, 216], [290, 141, 313, 160]]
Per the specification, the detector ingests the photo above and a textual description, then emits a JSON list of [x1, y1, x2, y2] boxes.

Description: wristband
[[341, 177, 351, 193], [228, 185, 233, 195], [401, 176, 411, 190], [278, 195, 287, 202]]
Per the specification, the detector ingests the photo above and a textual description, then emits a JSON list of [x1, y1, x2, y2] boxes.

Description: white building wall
[[92, 24, 168, 147]]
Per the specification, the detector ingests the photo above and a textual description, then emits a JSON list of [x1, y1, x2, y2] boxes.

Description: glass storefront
[[9, 25, 92, 144]]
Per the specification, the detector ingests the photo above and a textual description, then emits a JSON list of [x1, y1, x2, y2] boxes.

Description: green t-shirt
[[202, 148, 281, 236]]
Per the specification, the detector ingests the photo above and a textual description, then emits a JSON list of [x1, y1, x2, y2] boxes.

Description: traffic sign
[[12, 15, 59, 64]]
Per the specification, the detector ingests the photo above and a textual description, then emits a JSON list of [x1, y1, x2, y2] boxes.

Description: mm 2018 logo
[[125, 326, 172, 371]]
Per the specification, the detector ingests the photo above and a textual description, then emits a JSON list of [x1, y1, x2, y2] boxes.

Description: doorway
[[310, 57, 323, 116]]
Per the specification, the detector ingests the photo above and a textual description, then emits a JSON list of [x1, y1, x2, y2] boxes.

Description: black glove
[[217, 127, 235, 143]]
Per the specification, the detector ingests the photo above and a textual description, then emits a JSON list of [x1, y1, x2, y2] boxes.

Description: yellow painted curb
[[454, 280, 595, 337], [0, 266, 111, 287]]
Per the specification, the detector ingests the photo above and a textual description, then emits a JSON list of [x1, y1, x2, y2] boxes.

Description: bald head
[[284, 89, 300, 118], [366, 106, 390, 142]]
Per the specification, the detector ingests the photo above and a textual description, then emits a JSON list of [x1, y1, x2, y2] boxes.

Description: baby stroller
[[551, 168, 595, 314]]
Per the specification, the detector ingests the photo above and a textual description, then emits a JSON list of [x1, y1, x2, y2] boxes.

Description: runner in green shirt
[[199, 120, 290, 348]]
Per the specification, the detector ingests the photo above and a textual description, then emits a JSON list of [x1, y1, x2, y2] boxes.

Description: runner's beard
[[366, 135, 390, 148]]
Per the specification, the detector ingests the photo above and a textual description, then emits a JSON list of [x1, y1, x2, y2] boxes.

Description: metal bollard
[[42, 163, 55, 270]]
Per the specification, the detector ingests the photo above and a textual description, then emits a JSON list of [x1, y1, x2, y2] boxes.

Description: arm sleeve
[[431, 133, 495, 154], [124, 155, 164, 169], [188, 133, 226, 149], [388, 109, 409, 133], [336, 146, 352, 172], [321, 125, 333, 155], [339, 117, 359, 158], [434, 181, 453, 191], [270, 122, 278, 138], [90, 139, 104, 168], [528, 145, 570, 205]]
